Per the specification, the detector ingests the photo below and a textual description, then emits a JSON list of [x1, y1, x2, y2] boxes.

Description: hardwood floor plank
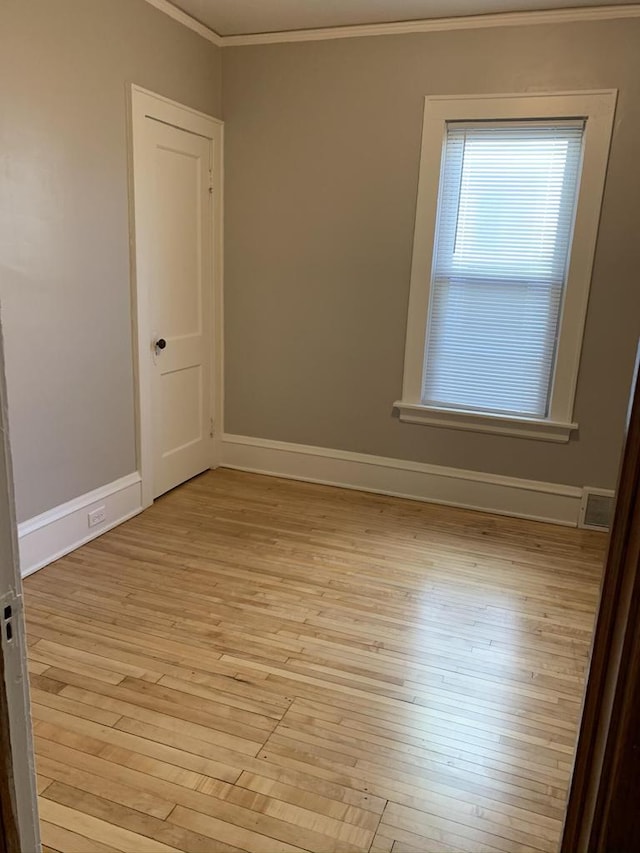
[[374, 822, 468, 853], [256, 737, 567, 821], [42, 783, 247, 853], [40, 821, 119, 853], [235, 772, 382, 829], [35, 756, 176, 820], [28, 659, 51, 676], [37, 775, 53, 795], [381, 792, 559, 850], [31, 706, 245, 785], [274, 708, 570, 777], [43, 680, 269, 753], [29, 672, 66, 695], [29, 648, 125, 685], [38, 798, 181, 852], [34, 725, 220, 791], [32, 639, 163, 683], [31, 690, 123, 727], [167, 804, 307, 853], [232, 761, 386, 815], [220, 784, 375, 849], [34, 738, 226, 803], [369, 833, 395, 853], [113, 715, 261, 762], [24, 470, 605, 853]]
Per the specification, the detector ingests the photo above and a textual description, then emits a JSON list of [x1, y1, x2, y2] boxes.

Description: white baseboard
[[221, 434, 584, 526], [18, 473, 143, 577], [15, 439, 590, 578]]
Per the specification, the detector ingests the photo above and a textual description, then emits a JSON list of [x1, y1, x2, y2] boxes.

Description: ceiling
[[168, 0, 639, 36]]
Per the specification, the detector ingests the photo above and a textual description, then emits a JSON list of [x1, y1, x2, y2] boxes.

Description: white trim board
[[144, 0, 223, 45], [14, 440, 603, 578], [18, 473, 143, 577], [221, 434, 585, 526], [143, 2, 640, 46]]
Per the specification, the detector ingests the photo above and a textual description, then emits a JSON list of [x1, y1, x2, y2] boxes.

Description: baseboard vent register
[[580, 488, 615, 531]]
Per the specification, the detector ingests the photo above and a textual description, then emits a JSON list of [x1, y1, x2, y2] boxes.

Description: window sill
[[394, 402, 577, 443]]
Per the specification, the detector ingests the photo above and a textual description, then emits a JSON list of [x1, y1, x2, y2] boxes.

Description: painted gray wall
[[222, 20, 640, 489], [0, 0, 222, 522]]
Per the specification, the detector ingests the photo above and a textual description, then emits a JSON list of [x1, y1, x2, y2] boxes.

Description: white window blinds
[[423, 120, 585, 418]]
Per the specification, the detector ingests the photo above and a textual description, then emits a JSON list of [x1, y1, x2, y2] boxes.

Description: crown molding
[[222, 4, 640, 46], [144, 2, 640, 48], [143, 0, 223, 46]]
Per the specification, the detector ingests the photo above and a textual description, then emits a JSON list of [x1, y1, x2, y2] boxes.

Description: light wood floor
[[24, 470, 606, 853]]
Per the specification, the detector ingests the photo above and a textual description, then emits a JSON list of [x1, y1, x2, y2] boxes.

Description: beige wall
[[0, 0, 221, 521], [223, 19, 640, 490]]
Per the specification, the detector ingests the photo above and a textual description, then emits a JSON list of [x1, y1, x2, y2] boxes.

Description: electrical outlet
[[88, 505, 106, 528]]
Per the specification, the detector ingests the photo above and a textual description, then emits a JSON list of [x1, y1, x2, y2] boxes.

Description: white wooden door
[[145, 118, 213, 498]]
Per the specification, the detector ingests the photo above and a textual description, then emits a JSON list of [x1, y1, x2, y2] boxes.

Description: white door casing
[[0, 312, 41, 852], [130, 87, 223, 506]]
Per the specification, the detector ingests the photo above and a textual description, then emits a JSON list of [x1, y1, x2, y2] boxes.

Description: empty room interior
[[1, 0, 640, 851]]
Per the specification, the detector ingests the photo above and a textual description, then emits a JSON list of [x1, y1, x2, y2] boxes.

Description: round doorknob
[[155, 338, 167, 350]]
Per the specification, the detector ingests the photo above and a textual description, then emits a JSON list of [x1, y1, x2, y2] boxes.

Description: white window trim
[[396, 91, 617, 443]]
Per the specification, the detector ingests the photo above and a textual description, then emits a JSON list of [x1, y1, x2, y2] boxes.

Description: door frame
[[128, 85, 224, 508], [0, 316, 41, 853], [561, 346, 640, 850]]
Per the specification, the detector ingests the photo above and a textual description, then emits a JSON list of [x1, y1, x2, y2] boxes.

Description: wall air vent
[[579, 488, 616, 531]]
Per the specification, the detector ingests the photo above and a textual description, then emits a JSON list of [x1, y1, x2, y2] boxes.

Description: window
[[396, 92, 616, 442]]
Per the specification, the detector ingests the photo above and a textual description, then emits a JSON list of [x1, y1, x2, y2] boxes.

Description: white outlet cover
[[88, 505, 106, 528]]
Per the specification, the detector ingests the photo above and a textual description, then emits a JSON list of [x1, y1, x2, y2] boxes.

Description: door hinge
[[208, 170, 214, 194], [209, 417, 214, 438], [1, 591, 22, 651]]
